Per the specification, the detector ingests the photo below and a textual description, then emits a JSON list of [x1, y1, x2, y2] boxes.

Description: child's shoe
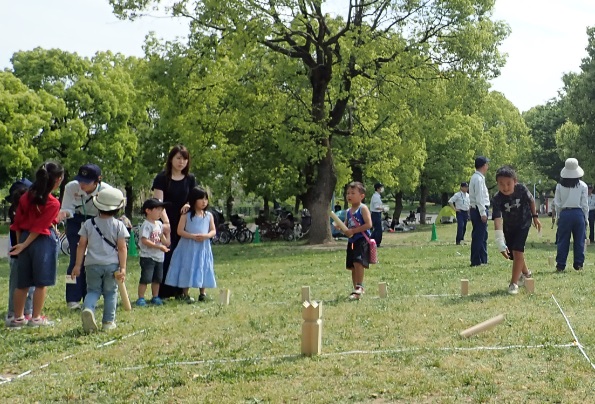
[[67, 302, 81, 310], [8, 316, 27, 328], [518, 271, 532, 287], [102, 322, 117, 331], [28, 316, 54, 327], [508, 283, 519, 295], [150, 297, 164, 306], [5, 314, 15, 327], [198, 294, 206, 302], [181, 295, 195, 304], [348, 286, 364, 300], [81, 309, 98, 333], [135, 297, 147, 307]]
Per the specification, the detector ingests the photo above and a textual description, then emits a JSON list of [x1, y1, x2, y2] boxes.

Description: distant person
[[553, 158, 589, 271], [71, 188, 129, 332], [588, 184, 595, 243], [491, 166, 541, 294], [5, 179, 34, 326], [469, 156, 490, 267], [448, 182, 470, 245], [9, 162, 64, 327], [334, 182, 373, 300], [164, 187, 216, 303], [136, 198, 171, 307], [331, 204, 346, 238], [58, 164, 112, 310], [152, 145, 196, 299], [370, 183, 385, 247]]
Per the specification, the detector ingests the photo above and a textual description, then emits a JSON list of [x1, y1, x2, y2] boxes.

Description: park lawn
[[0, 222, 594, 403]]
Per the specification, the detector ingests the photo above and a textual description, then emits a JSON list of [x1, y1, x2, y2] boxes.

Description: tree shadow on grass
[[443, 289, 509, 305]]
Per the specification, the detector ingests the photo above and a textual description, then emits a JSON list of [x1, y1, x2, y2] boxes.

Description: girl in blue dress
[[165, 187, 216, 302]]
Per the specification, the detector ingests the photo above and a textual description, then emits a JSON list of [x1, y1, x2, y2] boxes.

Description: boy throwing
[[492, 166, 542, 294]]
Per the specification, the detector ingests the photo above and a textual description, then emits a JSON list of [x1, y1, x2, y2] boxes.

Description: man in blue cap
[[57, 164, 113, 309], [469, 156, 490, 266]]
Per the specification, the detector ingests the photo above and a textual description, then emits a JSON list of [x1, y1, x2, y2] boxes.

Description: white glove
[[494, 229, 507, 252]]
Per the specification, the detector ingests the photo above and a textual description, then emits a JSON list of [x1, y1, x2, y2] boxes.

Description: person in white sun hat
[[71, 188, 129, 332], [553, 158, 589, 272]]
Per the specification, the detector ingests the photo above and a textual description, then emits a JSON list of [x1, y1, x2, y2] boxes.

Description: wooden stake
[[219, 288, 231, 305], [460, 314, 504, 338], [301, 286, 311, 303], [301, 301, 322, 356], [460, 279, 469, 296], [548, 256, 554, 266], [378, 282, 387, 298], [524, 278, 535, 294]]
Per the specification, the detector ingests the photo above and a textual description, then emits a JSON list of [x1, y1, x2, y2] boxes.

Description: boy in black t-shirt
[[492, 166, 542, 294]]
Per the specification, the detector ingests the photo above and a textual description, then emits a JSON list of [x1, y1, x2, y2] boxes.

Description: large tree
[[111, 0, 508, 243]]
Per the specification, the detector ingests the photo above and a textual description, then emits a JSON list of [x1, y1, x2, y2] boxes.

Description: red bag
[[350, 212, 378, 264]]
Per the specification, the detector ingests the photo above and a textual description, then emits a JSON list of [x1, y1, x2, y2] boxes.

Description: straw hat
[[560, 158, 584, 179], [93, 188, 126, 211]]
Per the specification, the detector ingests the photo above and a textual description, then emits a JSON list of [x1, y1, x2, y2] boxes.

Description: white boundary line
[[0, 329, 146, 386], [551, 294, 595, 370], [38, 343, 575, 378]]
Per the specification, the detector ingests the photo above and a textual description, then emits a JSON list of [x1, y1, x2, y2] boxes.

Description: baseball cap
[[474, 156, 490, 169], [460, 182, 469, 187], [74, 164, 101, 183], [5, 178, 32, 203], [142, 198, 170, 212]]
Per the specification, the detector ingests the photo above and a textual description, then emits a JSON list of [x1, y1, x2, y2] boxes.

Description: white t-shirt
[[138, 220, 165, 262]]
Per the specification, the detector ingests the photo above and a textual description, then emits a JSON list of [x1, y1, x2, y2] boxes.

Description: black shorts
[[139, 257, 164, 284], [504, 226, 530, 258], [346, 237, 370, 269]]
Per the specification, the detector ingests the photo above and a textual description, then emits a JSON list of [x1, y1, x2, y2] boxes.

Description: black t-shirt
[[151, 171, 197, 226], [492, 183, 534, 230]]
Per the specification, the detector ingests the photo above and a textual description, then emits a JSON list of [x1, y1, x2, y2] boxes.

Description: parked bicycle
[[216, 214, 253, 244]]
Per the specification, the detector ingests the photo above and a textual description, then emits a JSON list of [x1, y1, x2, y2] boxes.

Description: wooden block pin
[[460, 314, 504, 338], [378, 282, 388, 298], [219, 288, 231, 305], [460, 279, 469, 296], [524, 278, 535, 294], [548, 256, 554, 266], [301, 286, 311, 303], [301, 301, 323, 356]]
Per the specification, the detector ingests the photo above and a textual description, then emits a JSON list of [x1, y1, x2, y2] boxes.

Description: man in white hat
[[553, 158, 589, 271]]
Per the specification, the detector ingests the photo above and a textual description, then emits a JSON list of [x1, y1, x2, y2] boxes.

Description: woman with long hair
[[152, 145, 197, 299], [553, 158, 589, 272]]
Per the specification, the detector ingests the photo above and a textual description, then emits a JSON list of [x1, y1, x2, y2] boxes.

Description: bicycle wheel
[[236, 228, 252, 244], [219, 230, 232, 244], [60, 234, 70, 256]]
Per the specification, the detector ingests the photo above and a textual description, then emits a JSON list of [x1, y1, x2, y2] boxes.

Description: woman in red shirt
[[9, 162, 64, 327]]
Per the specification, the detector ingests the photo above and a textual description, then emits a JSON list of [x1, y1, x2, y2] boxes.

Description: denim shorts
[[139, 257, 164, 284], [16, 230, 58, 288]]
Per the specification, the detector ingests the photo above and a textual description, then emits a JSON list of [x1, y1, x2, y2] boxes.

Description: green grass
[[1, 221, 594, 403]]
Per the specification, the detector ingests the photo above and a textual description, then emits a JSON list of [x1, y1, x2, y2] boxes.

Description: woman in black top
[[152, 145, 197, 298]]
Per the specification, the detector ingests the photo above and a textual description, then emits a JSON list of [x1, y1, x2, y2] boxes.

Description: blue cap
[[74, 164, 101, 183], [5, 178, 32, 203]]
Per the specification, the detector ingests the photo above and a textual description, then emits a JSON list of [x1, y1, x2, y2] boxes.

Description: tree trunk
[[419, 184, 429, 224], [393, 191, 403, 225], [294, 196, 300, 214], [226, 194, 233, 221], [125, 183, 134, 218], [303, 148, 337, 244], [263, 195, 269, 219], [440, 192, 449, 207]]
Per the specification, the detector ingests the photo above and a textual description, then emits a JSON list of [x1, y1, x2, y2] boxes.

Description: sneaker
[[348, 286, 364, 300], [67, 302, 81, 310], [508, 283, 519, 295], [24, 314, 32, 321], [556, 266, 565, 272], [518, 271, 532, 287], [150, 297, 163, 306], [81, 309, 98, 333], [5, 315, 15, 327], [8, 316, 28, 328], [28, 316, 54, 327], [573, 264, 583, 271], [181, 295, 195, 304], [198, 294, 206, 302], [135, 297, 147, 307], [102, 322, 117, 331]]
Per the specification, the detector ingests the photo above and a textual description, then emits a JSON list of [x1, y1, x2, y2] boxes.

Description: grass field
[[1, 221, 594, 403]]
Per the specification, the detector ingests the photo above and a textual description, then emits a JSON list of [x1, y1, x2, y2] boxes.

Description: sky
[[1, 0, 594, 112]]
